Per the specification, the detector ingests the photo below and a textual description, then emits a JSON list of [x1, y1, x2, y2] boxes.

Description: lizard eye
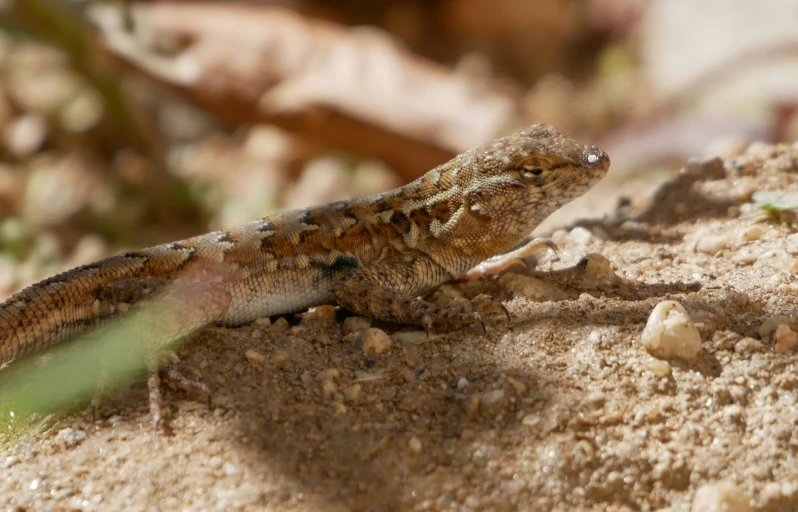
[[520, 168, 544, 181]]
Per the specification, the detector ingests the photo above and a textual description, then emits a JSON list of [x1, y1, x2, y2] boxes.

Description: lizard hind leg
[[333, 277, 509, 336]]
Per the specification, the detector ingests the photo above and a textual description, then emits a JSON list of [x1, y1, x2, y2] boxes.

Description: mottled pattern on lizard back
[[0, 124, 609, 366]]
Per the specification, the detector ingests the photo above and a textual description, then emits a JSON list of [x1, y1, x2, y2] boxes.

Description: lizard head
[[430, 124, 610, 256]]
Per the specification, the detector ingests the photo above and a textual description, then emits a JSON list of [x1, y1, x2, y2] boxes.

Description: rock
[[640, 301, 702, 360], [244, 349, 266, 365], [360, 328, 392, 355], [342, 316, 371, 334], [691, 481, 751, 512], [774, 324, 798, 353], [697, 233, 729, 255], [407, 437, 423, 454], [300, 305, 337, 327]]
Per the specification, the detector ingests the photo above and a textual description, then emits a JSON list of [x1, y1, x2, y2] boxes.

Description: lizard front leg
[[333, 274, 508, 335]]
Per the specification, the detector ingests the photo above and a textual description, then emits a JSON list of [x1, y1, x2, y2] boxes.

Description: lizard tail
[[0, 243, 224, 366]]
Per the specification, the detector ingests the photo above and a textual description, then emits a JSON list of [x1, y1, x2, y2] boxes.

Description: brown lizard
[[0, 124, 609, 418]]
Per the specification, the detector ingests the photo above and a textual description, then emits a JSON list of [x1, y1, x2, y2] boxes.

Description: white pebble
[[691, 481, 752, 512], [360, 328, 392, 355], [407, 437, 423, 454], [640, 301, 702, 360], [569, 226, 593, 246], [738, 224, 766, 243], [456, 377, 469, 389], [245, 349, 266, 365], [697, 234, 729, 255]]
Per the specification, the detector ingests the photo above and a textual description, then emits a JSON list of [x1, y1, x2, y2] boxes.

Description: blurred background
[[0, 0, 796, 297]]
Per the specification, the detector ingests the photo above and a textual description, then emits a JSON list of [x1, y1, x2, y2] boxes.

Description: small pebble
[[342, 316, 371, 334], [506, 376, 527, 394], [640, 301, 702, 360], [300, 305, 337, 327], [738, 224, 766, 243], [774, 324, 798, 353], [245, 349, 266, 365], [322, 380, 338, 399], [646, 359, 672, 378], [697, 234, 729, 255], [480, 389, 506, 412], [268, 317, 289, 335], [759, 316, 792, 338], [343, 383, 362, 401], [408, 437, 423, 454], [253, 317, 271, 327], [272, 349, 290, 364], [569, 226, 593, 246], [464, 395, 481, 417], [316, 368, 340, 381], [250, 329, 264, 339], [734, 337, 764, 354], [456, 377, 469, 390], [691, 481, 752, 512], [360, 328, 392, 355]]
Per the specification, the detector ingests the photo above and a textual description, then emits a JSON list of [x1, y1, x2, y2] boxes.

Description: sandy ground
[[2, 142, 798, 512]]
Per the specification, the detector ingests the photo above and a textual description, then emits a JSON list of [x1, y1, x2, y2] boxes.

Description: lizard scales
[[0, 124, 609, 366]]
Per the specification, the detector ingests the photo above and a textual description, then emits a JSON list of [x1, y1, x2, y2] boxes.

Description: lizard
[[0, 124, 609, 421]]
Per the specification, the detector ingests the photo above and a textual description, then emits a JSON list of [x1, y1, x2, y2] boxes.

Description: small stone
[[569, 226, 593, 245], [464, 395, 481, 417], [322, 380, 338, 399], [640, 301, 702, 360], [774, 324, 798, 353], [738, 225, 766, 243], [300, 373, 313, 383], [54, 428, 87, 448], [407, 437, 422, 454], [250, 329, 264, 339], [360, 328, 392, 355], [253, 316, 272, 327], [343, 383, 362, 401], [331, 401, 347, 415], [268, 317, 289, 335], [342, 316, 371, 334], [691, 481, 752, 512], [316, 368, 340, 381], [506, 376, 527, 394], [759, 316, 792, 338], [245, 349, 266, 365], [521, 414, 540, 428], [787, 234, 798, 255], [733, 337, 764, 355], [272, 349, 290, 364], [300, 305, 337, 327], [480, 389, 506, 412], [456, 377, 469, 390], [697, 233, 729, 255], [646, 359, 672, 378]]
